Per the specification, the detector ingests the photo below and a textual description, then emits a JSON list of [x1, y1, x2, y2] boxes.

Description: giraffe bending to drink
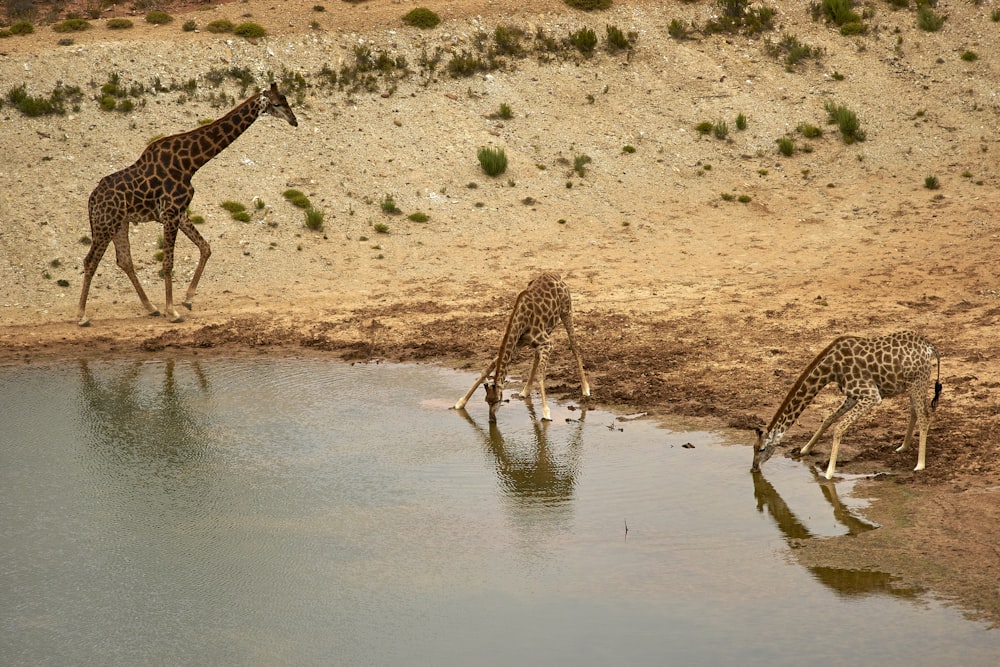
[[454, 273, 591, 423], [751, 331, 942, 479], [77, 83, 298, 326]]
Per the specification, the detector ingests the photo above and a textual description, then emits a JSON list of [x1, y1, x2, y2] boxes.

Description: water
[[1, 358, 996, 666]]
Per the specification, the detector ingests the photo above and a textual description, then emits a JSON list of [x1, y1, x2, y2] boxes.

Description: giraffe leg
[[454, 358, 496, 411], [77, 235, 112, 327], [800, 397, 856, 455], [824, 393, 880, 480], [535, 342, 553, 421], [913, 388, 931, 472], [896, 395, 918, 453], [112, 226, 160, 319], [561, 309, 591, 397], [178, 215, 212, 310], [519, 348, 541, 399], [160, 215, 183, 322]]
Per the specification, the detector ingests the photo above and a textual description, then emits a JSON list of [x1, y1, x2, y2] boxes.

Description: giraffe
[[453, 272, 591, 423], [76, 82, 297, 327], [751, 331, 942, 479]]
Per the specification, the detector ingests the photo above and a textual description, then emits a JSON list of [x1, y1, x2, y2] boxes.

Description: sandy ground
[[1, 0, 998, 624]]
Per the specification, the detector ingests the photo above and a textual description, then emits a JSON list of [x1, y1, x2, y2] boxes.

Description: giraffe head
[[484, 380, 504, 423], [750, 427, 779, 472], [259, 82, 298, 127]]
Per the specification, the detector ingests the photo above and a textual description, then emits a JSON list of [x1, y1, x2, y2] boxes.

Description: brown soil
[[2, 0, 998, 625]]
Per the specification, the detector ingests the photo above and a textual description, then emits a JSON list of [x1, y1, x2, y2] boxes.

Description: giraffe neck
[[766, 339, 845, 442], [155, 92, 264, 174], [493, 292, 529, 387]]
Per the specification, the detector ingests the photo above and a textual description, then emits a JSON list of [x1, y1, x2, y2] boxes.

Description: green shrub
[[182, 20, 197, 32], [917, 7, 946, 32], [564, 0, 613, 9], [304, 207, 325, 230], [668, 19, 691, 40], [824, 101, 866, 143], [695, 121, 714, 135], [478, 146, 508, 176], [7, 83, 81, 116], [497, 102, 513, 119], [53, 18, 91, 32], [107, 18, 133, 30], [960, 51, 978, 62], [282, 189, 312, 208], [145, 11, 173, 25], [798, 123, 822, 138], [9, 20, 34, 35], [777, 136, 795, 156], [712, 120, 729, 140], [407, 211, 429, 222], [573, 154, 592, 177], [221, 201, 247, 214], [232, 211, 251, 222], [735, 113, 748, 130], [605, 24, 631, 51], [380, 194, 401, 214], [234, 22, 267, 39], [569, 27, 598, 54], [924, 175, 940, 190], [206, 19, 235, 33], [402, 7, 440, 29]]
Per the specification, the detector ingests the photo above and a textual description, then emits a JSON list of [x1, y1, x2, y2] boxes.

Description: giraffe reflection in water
[[77, 358, 210, 462], [751, 469, 921, 600], [458, 399, 588, 511]]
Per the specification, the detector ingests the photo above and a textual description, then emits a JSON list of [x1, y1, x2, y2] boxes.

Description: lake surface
[[1, 358, 997, 666]]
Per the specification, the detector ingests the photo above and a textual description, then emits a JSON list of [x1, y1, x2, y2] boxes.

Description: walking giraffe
[[751, 331, 942, 479], [76, 83, 298, 326], [454, 273, 591, 423]]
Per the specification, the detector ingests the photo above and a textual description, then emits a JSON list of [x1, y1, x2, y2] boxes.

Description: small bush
[[304, 207, 325, 230], [564, 0, 613, 9], [234, 22, 267, 39], [605, 24, 631, 51], [402, 7, 440, 29], [380, 194, 401, 214], [53, 18, 91, 32], [924, 175, 940, 190], [145, 11, 173, 25], [478, 146, 508, 176], [917, 7, 946, 32], [373, 222, 390, 234], [283, 189, 312, 208], [735, 113, 748, 131], [497, 102, 513, 119], [573, 154, 592, 177], [182, 20, 197, 32], [798, 123, 822, 138], [107, 18, 133, 30], [960, 51, 978, 62], [824, 101, 865, 143], [221, 201, 246, 214], [408, 211, 429, 222], [777, 136, 795, 156], [695, 121, 714, 135], [668, 18, 691, 40], [232, 211, 251, 222], [713, 120, 729, 140], [7, 83, 81, 116], [622, 145, 636, 153], [206, 19, 235, 33], [9, 20, 34, 35], [569, 27, 598, 54]]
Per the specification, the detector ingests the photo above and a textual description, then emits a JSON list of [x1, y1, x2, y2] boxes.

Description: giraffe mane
[[766, 335, 856, 433]]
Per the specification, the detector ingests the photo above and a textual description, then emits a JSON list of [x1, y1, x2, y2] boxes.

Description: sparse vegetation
[[402, 7, 441, 29], [668, 19, 692, 40], [234, 22, 267, 39], [107, 18, 133, 30], [380, 194, 401, 214], [564, 0, 613, 9], [695, 121, 714, 135], [605, 24, 632, 52], [7, 83, 82, 116], [53, 18, 91, 33], [777, 136, 795, 156], [569, 27, 598, 54], [283, 189, 312, 209], [712, 120, 729, 140], [824, 100, 866, 143], [304, 207, 325, 230], [917, 6, 946, 32], [408, 211, 430, 222], [798, 123, 823, 138], [924, 175, 940, 190], [573, 154, 592, 177], [478, 146, 508, 176], [736, 113, 748, 131], [145, 11, 173, 26], [206, 19, 235, 33], [960, 51, 978, 62]]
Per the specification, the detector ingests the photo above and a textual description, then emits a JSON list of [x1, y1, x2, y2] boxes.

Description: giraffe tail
[[930, 345, 942, 411]]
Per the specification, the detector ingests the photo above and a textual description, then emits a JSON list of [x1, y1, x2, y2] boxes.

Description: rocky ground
[[1, 0, 998, 624]]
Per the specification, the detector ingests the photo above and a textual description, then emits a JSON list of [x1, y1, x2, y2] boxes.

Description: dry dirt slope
[[1, 0, 999, 626]]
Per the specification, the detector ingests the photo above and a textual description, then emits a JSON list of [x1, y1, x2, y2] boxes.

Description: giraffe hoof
[[147, 310, 161, 318], [78, 318, 91, 328], [182, 302, 193, 311]]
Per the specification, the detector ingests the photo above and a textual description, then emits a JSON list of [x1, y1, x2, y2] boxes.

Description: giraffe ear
[[270, 82, 278, 93]]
